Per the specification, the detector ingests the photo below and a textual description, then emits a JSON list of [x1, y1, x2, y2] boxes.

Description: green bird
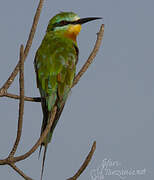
[[34, 12, 101, 179]]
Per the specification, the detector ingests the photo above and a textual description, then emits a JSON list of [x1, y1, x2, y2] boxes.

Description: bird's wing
[[35, 35, 78, 104]]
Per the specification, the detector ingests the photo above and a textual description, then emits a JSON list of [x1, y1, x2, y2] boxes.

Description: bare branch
[[4, 93, 41, 102], [73, 24, 104, 87], [13, 106, 57, 163], [0, 0, 44, 95], [67, 141, 96, 180], [9, 163, 33, 180], [0, 1, 103, 179], [9, 45, 25, 157]]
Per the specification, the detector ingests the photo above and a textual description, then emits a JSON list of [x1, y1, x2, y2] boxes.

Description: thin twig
[[23, 0, 44, 59], [9, 163, 33, 180], [9, 45, 25, 157], [0, 0, 44, 95], [67, 141, 96, 180], [4, 93, 41, 102], [73, 24, 104, 87], [13, 106, 57, 163], [0, 0, 104, 177], [0, 158, 8, 165]]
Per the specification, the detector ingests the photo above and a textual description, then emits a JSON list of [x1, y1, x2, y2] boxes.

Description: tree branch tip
[[92, 141, 96, 149], [20, 44, 24, 56], [97, 24, 104, 34], [20, 44, 24, 50]]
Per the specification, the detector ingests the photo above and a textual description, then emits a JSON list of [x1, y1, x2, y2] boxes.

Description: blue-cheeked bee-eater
[[34, 11, 101, 179]]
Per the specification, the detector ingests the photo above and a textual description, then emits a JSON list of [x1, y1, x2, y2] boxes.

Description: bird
[[34, 11, 101, 179]]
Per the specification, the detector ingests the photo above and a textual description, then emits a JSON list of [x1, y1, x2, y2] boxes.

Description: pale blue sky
[[0, 0, 154, 179]]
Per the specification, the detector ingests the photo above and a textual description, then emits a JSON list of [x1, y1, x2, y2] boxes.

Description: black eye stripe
[[60, 20, 70, 25], [53, 20, 71, 27]]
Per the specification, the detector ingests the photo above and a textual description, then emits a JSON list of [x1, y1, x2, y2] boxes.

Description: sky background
[[0, 0, 154, 179]]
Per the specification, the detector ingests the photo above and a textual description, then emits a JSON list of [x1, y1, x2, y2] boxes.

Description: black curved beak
[[72, 17, 102, 25]]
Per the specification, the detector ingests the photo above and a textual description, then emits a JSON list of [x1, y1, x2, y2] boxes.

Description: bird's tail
[[39, 110, 52, 180], [39, 105, 63, 180], [40, 144, 48, 180], [39, 97, 66, 180]]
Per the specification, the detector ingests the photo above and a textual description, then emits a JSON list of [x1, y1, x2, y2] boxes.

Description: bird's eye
[[59, 20, 69, 26], [52, 20, 70, 29]]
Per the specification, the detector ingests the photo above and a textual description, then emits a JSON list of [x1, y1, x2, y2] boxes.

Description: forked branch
[[0, 0, 104, 179]]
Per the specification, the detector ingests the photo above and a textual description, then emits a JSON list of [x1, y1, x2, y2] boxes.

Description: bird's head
[[47, 12, 101, 41]]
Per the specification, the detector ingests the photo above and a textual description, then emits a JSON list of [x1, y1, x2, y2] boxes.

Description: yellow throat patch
[[64, 24, 82, 41]]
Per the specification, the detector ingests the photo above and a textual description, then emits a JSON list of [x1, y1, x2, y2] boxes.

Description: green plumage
[[34, 12, 79, 180], [34, 11, 101, 180], [34, 32, 78, 142]]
